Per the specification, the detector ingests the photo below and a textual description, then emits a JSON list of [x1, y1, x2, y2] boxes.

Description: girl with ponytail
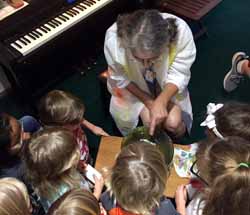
[[175, 136, 250, 215]]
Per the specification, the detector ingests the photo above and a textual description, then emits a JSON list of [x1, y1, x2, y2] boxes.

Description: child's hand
[[175, 184, 187, 215], [77, 161, 87, 173], [99, 203, 107, 215], [93, 174, 104, 200], [92, 126, 110, 136]]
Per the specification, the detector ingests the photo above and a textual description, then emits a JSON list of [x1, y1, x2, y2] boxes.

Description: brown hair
[[117, 9, 177, 57], [106, 142, 168, 215], [196, 137, 250, 215], [214, 102, 250, 141], [38, 90, 85, 126], [23, 127, 81, 199], [0, 177, 31, 215], [48, 188, 100, 215], [0, 113, 22, 157]]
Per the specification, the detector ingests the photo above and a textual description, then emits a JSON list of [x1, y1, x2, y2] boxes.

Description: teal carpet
[[1, 0, 250, 157]]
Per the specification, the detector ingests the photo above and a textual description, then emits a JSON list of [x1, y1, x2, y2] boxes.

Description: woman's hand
[[92, 126, 110, 136], [149, 99, 168, 135], [175, 185, 187, 215], [144, 99, 154, 111]]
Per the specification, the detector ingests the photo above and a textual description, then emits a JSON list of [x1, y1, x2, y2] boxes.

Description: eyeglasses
[[131, 52, 162, 66], [190, 160, 209, 186]]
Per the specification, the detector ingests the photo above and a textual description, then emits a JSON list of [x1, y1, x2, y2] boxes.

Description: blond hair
[[38, 90, 85, 126], [48, 188, 100, 215], [106, 142, 168, 215], [0, 177, 30, 215], [196, 137, 250, 215], [23, 127, 81, 200]]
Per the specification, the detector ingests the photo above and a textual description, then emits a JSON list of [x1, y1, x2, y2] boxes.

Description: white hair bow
[[200, 103, 224, 139]]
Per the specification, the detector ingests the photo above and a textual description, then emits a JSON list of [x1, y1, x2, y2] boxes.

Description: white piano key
[[24, 35, 34, 42], [15, 40, 24, 48], [62, 13, 72, 19], [36, 28, 45, 35], [11, 42, 21, 51], [72, 7, 82, 13], [54, 17, 64, 24], [44, 24, 53, 31]]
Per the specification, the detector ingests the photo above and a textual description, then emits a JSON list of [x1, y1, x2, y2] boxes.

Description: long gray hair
[[117, 9, 177, 56]]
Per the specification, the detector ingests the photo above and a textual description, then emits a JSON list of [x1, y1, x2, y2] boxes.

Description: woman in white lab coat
[[104, 9, 196, 138]]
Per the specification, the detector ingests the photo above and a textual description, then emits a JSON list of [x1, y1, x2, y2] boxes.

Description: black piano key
[[66, 11, 74, 17], [53, 19, 61, 25], [48, 22, 56, 28], [18, 38, 27, 45], [31, 31, 40, 38], [86, 0, 95, 5], [50, 20, 59, 27], [39, 26, 48, 33], [14, 41, 22, 49], [34, 29, 43, 36], [28, 33, 37, 40], [71, 8, 79, 14], [43, 25, 51, 31], [82, 1, 91, 7], [78, 4, 87, 9], [58, 15, 67, 22], [22, 36, 30, 43], [69, 9, 77, 15], [61, 14, 70, 20], [75, 5, 84, 11]]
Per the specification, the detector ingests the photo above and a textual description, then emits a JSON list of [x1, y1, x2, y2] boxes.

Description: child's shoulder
[[156, 196, 180, 215], [100, 191, 115, 211]]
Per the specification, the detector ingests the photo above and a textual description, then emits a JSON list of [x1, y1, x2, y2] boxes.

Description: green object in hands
[[121, 126, 174, 166]]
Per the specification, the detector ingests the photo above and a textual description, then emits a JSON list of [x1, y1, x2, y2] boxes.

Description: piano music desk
[[95, 136, 190, 198]]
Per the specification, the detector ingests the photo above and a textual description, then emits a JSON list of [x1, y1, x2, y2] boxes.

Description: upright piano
[[0, 0, 134, 99]]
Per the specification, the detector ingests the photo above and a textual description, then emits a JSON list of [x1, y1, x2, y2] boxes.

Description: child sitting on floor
[[0, 113, 40, 180], [48, 188, 101, 215], [0, 177, 31, 215], [38, 89, 109, 166], [23, 127, 104, 213], [101, 142, 179, 215], [175, 136, 250, 215], [200, 102, 250, 140]]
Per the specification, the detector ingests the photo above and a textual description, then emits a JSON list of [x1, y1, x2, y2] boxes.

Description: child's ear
[[22, 132, 31, 141]]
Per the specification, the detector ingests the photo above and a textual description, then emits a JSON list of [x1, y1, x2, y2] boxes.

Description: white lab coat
[[104, 13, 196, 136]]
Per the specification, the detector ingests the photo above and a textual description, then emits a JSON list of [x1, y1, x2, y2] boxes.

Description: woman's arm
[[149, 83, 178, 135], [126, 82, 154, 109]]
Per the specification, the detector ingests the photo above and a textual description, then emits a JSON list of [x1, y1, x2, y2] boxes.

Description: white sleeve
[[104, 27, 130, 88], [165, 19, 196, 93]]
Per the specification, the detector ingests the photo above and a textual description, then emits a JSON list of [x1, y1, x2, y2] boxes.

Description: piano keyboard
[[10, 0, 112, 56]]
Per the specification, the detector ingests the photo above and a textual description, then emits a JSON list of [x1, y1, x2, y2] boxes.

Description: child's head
[[196, 136, 250, 215], [23, 127, 80, 199], [0, 177, 31, 215], [107, 142, 168, 215], [201, 102, 250, 140], [0, 113, 23, 158], [38, 90, 85, 127], [48, 188, 100, 215]]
